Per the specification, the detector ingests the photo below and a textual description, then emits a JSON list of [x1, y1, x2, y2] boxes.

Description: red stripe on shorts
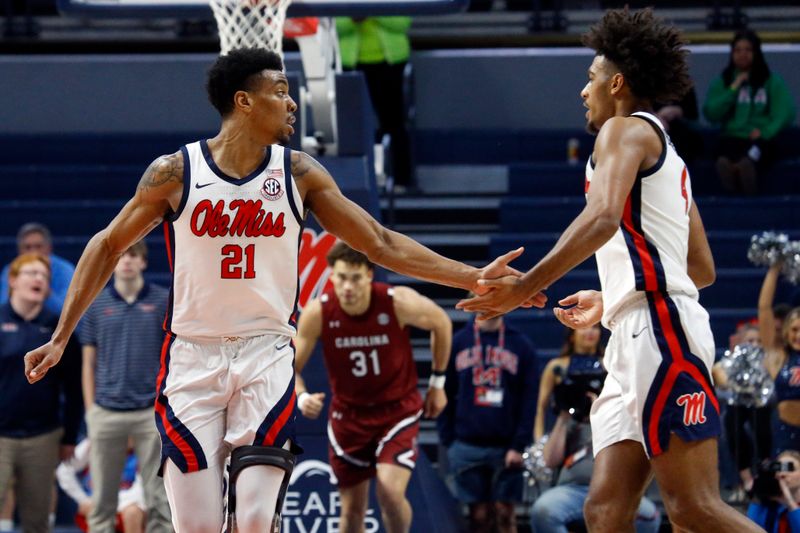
[[154, 334, 201, 472], [646, 292, 719, 455], [261, 390, 297, 446]]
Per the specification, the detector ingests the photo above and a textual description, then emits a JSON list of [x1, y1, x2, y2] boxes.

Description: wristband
[[429, 374, 446, 389], [297, 391, 310, 409]]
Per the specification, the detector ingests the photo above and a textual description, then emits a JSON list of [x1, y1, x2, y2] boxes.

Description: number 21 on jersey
[[221, 244, 256, 279]]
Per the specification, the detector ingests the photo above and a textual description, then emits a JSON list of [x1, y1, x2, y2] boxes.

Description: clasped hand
[[458, 247, 547, 320]]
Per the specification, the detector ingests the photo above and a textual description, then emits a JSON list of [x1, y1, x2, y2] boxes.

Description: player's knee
[[375, 481, 406, 512], [341, 505, 367, 525], [236, 506, 275, 533], [174, 514, 222, 533], [584, 492, 636, 529], [583, 491, 604, 523], [660, 490, 718, 530]]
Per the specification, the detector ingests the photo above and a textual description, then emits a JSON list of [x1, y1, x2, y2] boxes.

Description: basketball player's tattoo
[[291, 151, 328, 179], [138, 153, 184, 192]]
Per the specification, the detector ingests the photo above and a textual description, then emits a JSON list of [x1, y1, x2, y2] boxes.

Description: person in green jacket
[[703, 29, 796, 195], [336, 17, 414, 191]]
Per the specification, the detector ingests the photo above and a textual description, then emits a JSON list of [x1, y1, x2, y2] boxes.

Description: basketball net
[[209, 0, 307, 56], [209, 0, 339, 155]]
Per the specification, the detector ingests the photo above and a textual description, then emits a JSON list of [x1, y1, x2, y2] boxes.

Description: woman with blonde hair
[[759, 262, 800, 455]]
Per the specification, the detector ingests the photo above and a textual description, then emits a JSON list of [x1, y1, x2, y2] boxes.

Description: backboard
[[57, 0, 470, 17]]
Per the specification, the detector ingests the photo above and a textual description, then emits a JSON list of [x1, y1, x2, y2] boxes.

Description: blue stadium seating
[[0, 165, 139, 199]]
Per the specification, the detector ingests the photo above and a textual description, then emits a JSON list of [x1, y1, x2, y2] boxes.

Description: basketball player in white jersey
[[21, 49, 544, 533], [459, 9, 764, 533]]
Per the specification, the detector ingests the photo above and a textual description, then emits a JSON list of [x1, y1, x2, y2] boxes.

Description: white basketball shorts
[[154, 332, 298, 474], [590, 293, 721, 458]]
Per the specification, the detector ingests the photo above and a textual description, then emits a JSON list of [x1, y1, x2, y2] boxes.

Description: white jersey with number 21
[[164, 140, 303, 338]]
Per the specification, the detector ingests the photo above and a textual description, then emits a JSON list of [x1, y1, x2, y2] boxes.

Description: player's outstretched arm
[[24, 152, 183, 383], [292, 151, 523, 293], [393, 286, 452, 418], [687, 202, 715, 290], [457, 117, 648, 320], [294, 298, 326, 419]]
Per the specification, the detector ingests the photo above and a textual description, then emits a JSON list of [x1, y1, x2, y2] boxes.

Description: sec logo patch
[[261, 177, 284, 201]]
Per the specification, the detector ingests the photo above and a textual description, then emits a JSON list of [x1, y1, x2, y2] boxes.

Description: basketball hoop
[[209, 0, 303, 56], [209, 0, 336, 155]]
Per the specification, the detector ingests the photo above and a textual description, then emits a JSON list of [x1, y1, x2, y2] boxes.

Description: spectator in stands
[[746, 450, 800, 532], [80, 240, 171, 532], [437, 314, 538, 533], [713, 322, 772, 503], [530, 388, 661, 533], [0, 222, 75, 314], [336, 16, 414, 192], [726, 319, 762, 350], [703, 29, 796, 195], [534, 325, 603, 441], [56, 437, 145, 533], [758, 262, 800, 455], [655, 87, 703, 164], [0, 253, 82, 533]]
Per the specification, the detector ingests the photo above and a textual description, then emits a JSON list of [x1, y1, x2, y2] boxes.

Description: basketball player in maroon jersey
[[22, 49, 542, 532], [294, 242, 451, 533]]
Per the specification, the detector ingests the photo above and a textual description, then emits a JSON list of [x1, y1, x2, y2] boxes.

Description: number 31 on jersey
[[350, 349, 381, 377]]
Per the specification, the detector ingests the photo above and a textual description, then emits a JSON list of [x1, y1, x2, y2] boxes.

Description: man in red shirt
[[295, 242, 452, 533]]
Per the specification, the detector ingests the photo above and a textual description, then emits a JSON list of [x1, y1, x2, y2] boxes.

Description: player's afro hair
[[206, 48, 284, 117], [582, 8, 692, 104]]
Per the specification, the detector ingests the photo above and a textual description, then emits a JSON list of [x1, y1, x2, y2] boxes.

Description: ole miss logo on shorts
[[677, 391, 707, 426], [261, 169, 285, 201]]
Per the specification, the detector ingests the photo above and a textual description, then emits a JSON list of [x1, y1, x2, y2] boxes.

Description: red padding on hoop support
[[284, 16, 319, 38]]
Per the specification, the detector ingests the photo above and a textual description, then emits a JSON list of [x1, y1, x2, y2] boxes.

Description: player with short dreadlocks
[[458, 8, 765, 532]]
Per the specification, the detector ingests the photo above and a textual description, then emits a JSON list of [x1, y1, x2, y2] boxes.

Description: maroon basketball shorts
[[327, 393, 423, 488]]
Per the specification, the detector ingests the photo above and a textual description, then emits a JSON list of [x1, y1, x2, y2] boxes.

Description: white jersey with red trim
[[164, 140, 304, 338], [585, 111, 699, 328]]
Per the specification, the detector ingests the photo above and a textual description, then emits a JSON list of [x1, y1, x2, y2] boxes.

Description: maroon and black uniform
[[320, 282, 423, 487]]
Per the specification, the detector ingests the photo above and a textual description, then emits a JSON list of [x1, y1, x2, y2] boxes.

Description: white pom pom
[[747, 231, 790, 268]]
